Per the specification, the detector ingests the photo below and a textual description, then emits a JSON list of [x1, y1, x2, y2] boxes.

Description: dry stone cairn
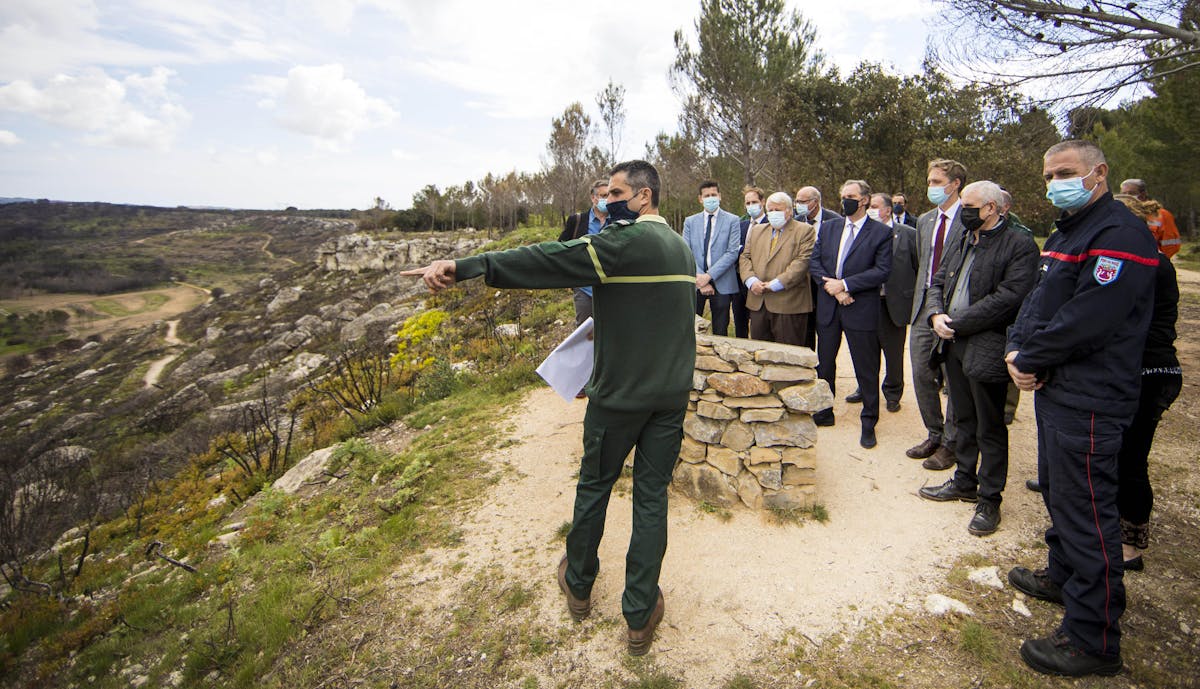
[[675, 335, 832, 511]]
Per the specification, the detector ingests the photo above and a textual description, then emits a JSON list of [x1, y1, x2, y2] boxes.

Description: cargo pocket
[[1053, 426, 1123, 487], [580, 425, 607, 481]]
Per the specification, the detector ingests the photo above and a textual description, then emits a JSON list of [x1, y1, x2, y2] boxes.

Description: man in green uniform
[[402, 160, 696, 656]]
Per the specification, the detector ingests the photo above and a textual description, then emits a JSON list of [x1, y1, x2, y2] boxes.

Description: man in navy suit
[[809, 180, 894, 448], [795, 186, 842, 351], [733, 185, 768, 338], [683, 180, 742, 336], [892, 193, 919, 228]]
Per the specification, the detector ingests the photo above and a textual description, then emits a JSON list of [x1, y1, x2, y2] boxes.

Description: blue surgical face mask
[[794, 203, 809, 221], [596, 198, 607, 213], [767, 210, 787, 228], [1045, 167, 1098, 211], [702, 196, 720, 213], [927, 185, 949, 206], [746, 203, 761, 218]]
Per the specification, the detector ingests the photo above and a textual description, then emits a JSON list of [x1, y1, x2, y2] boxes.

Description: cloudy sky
[[0, 1, 935, 209]]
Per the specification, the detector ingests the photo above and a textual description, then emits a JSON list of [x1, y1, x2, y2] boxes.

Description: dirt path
[[143, 319, 183, 388], [385, 341, 1050, 687]]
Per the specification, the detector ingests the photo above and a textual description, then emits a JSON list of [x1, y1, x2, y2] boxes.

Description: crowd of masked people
[[558, 139, 1182, 678]]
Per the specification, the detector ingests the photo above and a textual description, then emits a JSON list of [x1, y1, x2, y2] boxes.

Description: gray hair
[[1120, 178, 1147, 194], [796, 186, 822, 204], [842, 179, 872, 197], [998, 189, 1014, 212], [962, 180, 1006, 208], [766, 191, 793, 207], [1045, 139, 1106, 167]]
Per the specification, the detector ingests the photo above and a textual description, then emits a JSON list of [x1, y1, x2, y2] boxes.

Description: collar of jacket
[[1054, 191, 1114, 234], [976, 216, 1010, 243]]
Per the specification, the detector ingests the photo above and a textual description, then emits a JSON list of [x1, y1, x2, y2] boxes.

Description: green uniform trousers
[[562, 401, 685, 629]]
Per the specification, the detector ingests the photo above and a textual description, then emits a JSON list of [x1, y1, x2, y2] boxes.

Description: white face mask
[[866, 209, 881, 222], [766, 210, 787, 228]]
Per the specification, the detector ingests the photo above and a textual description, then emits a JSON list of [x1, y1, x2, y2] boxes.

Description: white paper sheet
[[536, 317, 594, 402]]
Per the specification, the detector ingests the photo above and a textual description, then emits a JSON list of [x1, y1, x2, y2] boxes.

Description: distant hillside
[[0, 226, 511, 566], [0, 202, 358, 296]]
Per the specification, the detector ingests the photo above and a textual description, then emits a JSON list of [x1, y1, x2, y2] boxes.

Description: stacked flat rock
[[676, 335, 832, 511]]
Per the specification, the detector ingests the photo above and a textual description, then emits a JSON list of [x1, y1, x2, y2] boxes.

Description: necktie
[[836, 221, 857, 278], [930, 213, 947, 285], [702, 213, 713, 271]]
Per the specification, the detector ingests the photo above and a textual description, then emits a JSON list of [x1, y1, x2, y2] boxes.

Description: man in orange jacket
[[1121, 179, 1181, 258]]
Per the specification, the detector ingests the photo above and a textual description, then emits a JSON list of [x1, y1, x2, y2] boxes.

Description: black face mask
[[960, 206, 986, 233], [841, 198, 860, 217], [892, 203, 904, 217], [606, 191, 642, 222]]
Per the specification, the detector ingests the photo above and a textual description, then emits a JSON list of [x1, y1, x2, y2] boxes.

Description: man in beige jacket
[[738, 191, 816, 346]]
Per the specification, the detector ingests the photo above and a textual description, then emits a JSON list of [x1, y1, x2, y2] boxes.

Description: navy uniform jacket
[[1006, 192, 1158, 417], [809, 216, 893, 331]]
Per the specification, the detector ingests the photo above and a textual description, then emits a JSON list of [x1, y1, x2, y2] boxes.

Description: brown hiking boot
[[627, 587, 665, 656], [557, 555, 591, 622], [922, 445, 956, 471]]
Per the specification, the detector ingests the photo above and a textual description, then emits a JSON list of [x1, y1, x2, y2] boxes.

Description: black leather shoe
[[886, 399, 901, 413], [845, 389, 863, 403], [1026, 479, 1042, 492], [918, 479, 978, 503], [1020, 631, 1122, 677], [860, 427, 877, 448], [968, 502, 1000, 536], [1008, 566, 1064, 605], [921, 445, 956, 471], [1124, 555, 1144, 572], [906, 437, 939, 459], [812, 409, 835, 427]]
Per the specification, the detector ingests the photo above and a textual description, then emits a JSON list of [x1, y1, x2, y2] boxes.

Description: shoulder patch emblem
[[1093, 256, 1123, 285]]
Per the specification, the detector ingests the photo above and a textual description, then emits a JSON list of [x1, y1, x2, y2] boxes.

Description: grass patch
[[622, 659, 684, 689], [554, 520, 572, 540], [957, 619, 1000, 664], [90, 292, 170, 318], [723, 674, 759, 689], [697, 500, 733, 522], [765, 502, 829, 525]]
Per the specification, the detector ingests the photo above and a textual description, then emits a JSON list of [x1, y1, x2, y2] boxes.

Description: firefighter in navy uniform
[[1004, 140, 1159, 678]]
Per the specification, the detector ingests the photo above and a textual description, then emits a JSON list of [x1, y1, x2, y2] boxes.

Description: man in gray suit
[[683, 180, 742, 336], [908, 159, 965, 470]]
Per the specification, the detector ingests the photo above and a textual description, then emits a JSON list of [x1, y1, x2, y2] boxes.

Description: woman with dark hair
[[1113, 193, 1182, 570]]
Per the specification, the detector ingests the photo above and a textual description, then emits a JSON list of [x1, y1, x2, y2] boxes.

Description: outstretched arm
[[401, 260, 457, 292]]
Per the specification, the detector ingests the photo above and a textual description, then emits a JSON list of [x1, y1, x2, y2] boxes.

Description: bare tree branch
[[932, 0, 1199, 110]]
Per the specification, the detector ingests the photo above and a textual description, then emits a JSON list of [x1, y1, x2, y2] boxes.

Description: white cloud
[[0, 130, 21, 146], [0, 66, 190, 149], [249, 64, 395, 150], [0, 0, 179, 81]]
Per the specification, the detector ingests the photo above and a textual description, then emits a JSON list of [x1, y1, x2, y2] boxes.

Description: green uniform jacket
[[455, 215, 697, 411]]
